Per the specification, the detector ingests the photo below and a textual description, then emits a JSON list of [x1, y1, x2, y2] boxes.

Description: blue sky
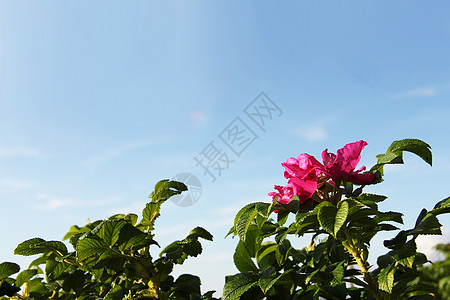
[[1, 0, 450, 295]]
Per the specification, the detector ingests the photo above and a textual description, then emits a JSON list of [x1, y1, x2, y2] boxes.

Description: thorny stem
[[342, 228, 384, 300]]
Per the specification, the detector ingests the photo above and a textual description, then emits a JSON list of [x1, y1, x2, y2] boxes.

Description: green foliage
[[0, 180, 216, 299], [224, 138, 447, 299], [1, 138, 448, 299], [419, 243, 450, 300]]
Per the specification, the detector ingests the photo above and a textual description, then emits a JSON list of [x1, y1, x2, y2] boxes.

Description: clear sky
[[1, 0, 450, 295]]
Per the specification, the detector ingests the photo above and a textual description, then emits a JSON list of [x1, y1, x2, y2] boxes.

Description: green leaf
[[62, 225, 87, 241], [332, 262, 345, 284], [14, 238, 46, 256], [374, 211, 404, 224], [318, 201, 348, 237], [222, 273, 259, 300], [335, 201, 349, 235], [255, 203, 271, 228], [94, 251, 126, 271], [149, 179, 187, 202], [386, 139, 432, 166], [389, 239, 417, 267], [294, 214, 320, 236], [240, 226, 263, 258], [104, 284, 125, 300], [431, 196, 450, 215], [235, 203, 258, 241], [355, 193, 388, 203], [277, 210, 290, 226], [45, 258, 68, 281], [384, 231, 407, 250], [0, 280, 20, 297], [371, 139, 432, 178], [258, 271, 287, 294], [378, 264, 395, 293], [0, 262, 20, 280], [76, 237, 108, 262], [27, 277, 49, 296], [256, 242, 278, 270], [187, 227, 213, 241], [14, 238, 68, 257], [99, 219, 127, 247], [140, 202, 163, 231], [233, 242, 258, 272], [410, 211, 442, 236]]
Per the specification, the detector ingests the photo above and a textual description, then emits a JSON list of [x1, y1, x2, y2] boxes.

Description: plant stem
[[342, 229, 384, 300]]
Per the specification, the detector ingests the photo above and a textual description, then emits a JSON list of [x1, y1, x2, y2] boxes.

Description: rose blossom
[[320, 140, 375, 185]]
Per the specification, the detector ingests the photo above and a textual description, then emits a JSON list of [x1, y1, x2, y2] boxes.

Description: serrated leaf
[[371, 139, 432, 178], [378, 264, 395, 293], [256, 242, 278, 269], [149, 179, 187, 202], [233, 241, 258, 272], [258, 271, 286, 294], [235, 203, 258, 241], [99, 219, 127, 247], [388, 239, 417, 267], [41, 241, 68, 256], [117, 223, 151, 251], [294, 214, 320, 236], [14, 238, 46, 256], [183, 240, 203, 257], [335, 201, 349, 235], [384, 231, 407, 250], [332, 262, 345, 284], [318, 201, 348, 237], [187, 227, 213, 241], [0, 262, 20, 280], [27, 277, 49, 295], [62, 225, 86, 241], [374, 211, 404, 224], [15, 240, 68, 257], [277, 210, 289, 226], [76, 238, 108, 262], [94, 251, 126, 271], [410, 213, 442, 236], [222, 273, 259, 300], [317, 202, 338, 236], [0, 280, 20, 297], [386, 138, 432, 166], [431, 196, 450, 215], [45, 258, 68, 281], [255, 203, 271, 228], [240, 226, 262, 258], [356, 193, 388, 203], [141, 202, 162, 231], [104, 284, 125, 300]]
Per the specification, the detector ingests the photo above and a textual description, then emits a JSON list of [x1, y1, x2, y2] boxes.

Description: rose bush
[[1, 138, 449, 300], [225, 139, 449, 299]]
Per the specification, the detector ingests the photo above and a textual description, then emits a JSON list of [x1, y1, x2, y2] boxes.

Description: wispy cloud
[[36, 194, 123, 211], [293, 125, 328, 142], [0, 178, 40, 190], [0, 145, 43, 158], [394, 86, 439, 99]]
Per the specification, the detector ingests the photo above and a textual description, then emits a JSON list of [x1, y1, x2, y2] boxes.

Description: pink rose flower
[[282, 154, 322, 179], [320, 140, 375, 185], [268, 182, 297, 205], [280, 154, 323, 201]]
